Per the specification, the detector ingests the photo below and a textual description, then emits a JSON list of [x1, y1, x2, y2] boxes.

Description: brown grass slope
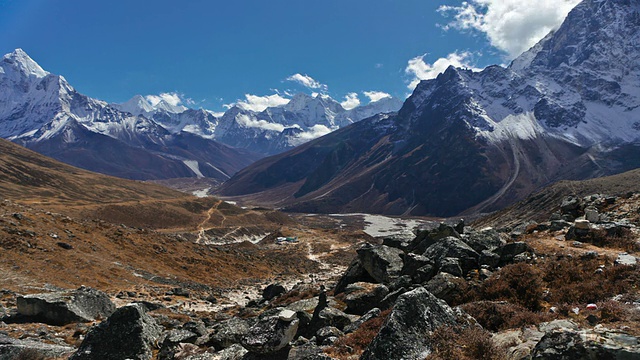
[[0, 138, 285, 232], [476, 167, 640, 228], [0, 138, 186, 204]]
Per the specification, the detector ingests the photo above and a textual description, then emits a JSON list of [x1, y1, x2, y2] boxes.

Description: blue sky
[[0, 0, 580, 113]]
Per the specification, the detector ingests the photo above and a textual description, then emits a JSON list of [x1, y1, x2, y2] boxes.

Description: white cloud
[[405, 51, 481, 89], [226, 93, 291, 112], [340, 92, 361, 110], [364, 91, 392, 103], [438, 0, 580, 58], [145, 92, 183, 107], [289, 125, 333, 146], [286, 73, 328, 91], [235, 114, 285, 132]]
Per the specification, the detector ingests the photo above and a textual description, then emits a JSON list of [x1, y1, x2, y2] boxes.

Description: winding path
[[196, 201, 223, 244]]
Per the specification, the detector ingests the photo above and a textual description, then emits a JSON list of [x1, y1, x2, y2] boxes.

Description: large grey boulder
[[288, 342, 332, 360], [357, 244, 404, 284], [199, 317, 251, 350], [241, 309, 299, 354], [401, 253, 435, 283], [0, 333, 74, 360], [494, 241, 532, 266], [360, 287, 458, 360], [70, 303, 162, 360], [532, 328, 640, 359], [212, 344, 249, 360], [344, 282, 389, 315], [17, 286, 115, 325], [425, 272, 465, 304], [334, 259, 375, 294], [158, 329, 199, 360], [423, 237, 479, 275], [410, 223, 462, 254], [344, 308, 382, 334], [263, 283, 287, 301], [463, 228, 505, 253]]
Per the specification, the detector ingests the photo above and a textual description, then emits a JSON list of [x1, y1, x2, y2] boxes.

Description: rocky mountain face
[[218, 0, 640, 217], [0, 49, 259, 181], [114, 91, 403, 156]]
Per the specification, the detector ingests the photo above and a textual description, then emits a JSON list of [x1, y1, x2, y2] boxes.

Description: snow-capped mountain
[[115, 90, 403, 156], [218, 0, 640, 216], [0, 49, 258, 181]]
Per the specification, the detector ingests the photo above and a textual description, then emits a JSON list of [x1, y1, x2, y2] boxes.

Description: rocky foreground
[[2, 193, 640, 359]]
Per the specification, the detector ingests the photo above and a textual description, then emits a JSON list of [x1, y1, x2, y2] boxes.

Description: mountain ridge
[[217, 0, 640, 217]]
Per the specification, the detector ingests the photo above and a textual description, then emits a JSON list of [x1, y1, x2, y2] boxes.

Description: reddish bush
[[462, 301, 555, 332], [480, 263, 545, 311], [426, 325, 506, 360]]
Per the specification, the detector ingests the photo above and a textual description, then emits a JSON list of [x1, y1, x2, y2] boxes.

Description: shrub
[[541, 256, 640, 304], [324, 309, 391, 359], [461, 301, 555, 332], [426, 325, 506, 360], [480, 263, 545, 311], [580, 228, 639, 252]]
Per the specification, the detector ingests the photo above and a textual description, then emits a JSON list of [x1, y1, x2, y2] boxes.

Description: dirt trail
[[196, 200, 222, 244]]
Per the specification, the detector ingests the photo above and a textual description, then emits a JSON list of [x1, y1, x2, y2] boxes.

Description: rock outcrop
[[17, 286, 115, 325], [360, 287, 458, 360], [70, 304, 162, 360]]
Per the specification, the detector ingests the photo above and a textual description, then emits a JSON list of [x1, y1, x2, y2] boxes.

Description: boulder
[[263, 283, 287, 301], [423, 237, 479, 275], [463, 228, 505, 253], [560, 196, 582, 219], [615, 253, 638, 266], [182, 320, 208, 337], [344, 308, 382, 334], [531, 330, 640, 359], [199, 317, 251, 349], [317, 307, 352, 331], [479, 250, 501, 268], [357, 244, 404, 284], [494, 242, 532, 266], [158, 329, 199, 360], [379, 287, 408, 310], [401, 253, 434, 281], [212, 344, 248, 360], [439, 257, 463, 277], [241, 311, 299, 354], [287, 342, 332, 360], [425, 272, 465, 303], [70, 303, 162, 360], [584, 207, 601, 223], [0, 333, 74, 359], [315, 326, 343, 346], [409, 223, 461, 254], [549, 220, 571, 231], [382, 233, 415, 251], [334, 259, 375, 294], [17, 286, 115, 325], [344, 282, 389, 315], [574, 219, 591, 230], [360, 287, 458, 360]]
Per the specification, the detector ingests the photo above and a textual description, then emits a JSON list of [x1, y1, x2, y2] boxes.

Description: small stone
[[574, 219, 590, 230]]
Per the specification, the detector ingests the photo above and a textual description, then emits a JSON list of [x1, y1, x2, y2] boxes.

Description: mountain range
[[0, 49, 401, 181], [217, 0, 640, 217]]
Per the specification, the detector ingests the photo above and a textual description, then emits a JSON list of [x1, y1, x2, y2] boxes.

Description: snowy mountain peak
[[114, 95, 188, 117], [1, 48, 49, 78]]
